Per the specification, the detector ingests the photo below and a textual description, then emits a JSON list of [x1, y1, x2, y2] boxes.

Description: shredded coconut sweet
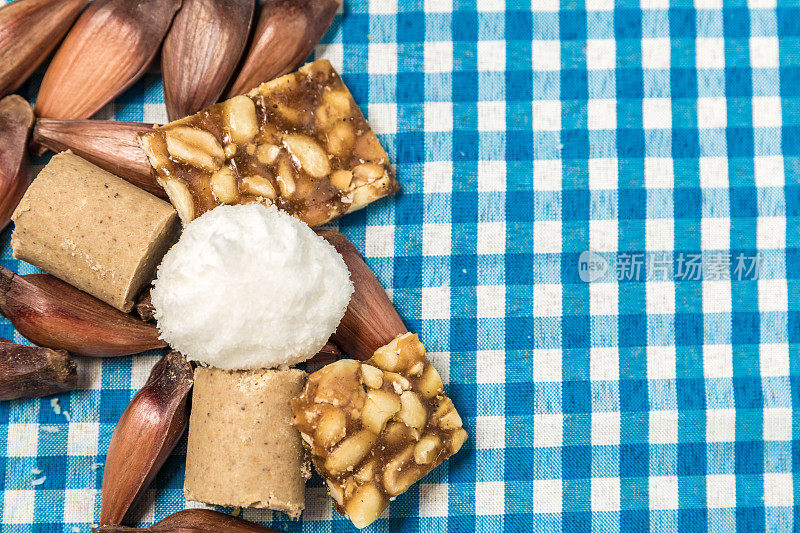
[[151, 204, 353, 370]]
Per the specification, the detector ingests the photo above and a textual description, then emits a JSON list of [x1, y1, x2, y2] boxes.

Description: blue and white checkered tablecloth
[[1, 0, 799, 531]]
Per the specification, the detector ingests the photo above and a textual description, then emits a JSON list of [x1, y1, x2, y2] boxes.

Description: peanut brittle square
[[291, 333, 468, 528], [139, 59, 398, 226]]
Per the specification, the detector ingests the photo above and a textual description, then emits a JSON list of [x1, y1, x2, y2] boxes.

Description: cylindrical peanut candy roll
[[11, 151, 180, 313], [184, 367, 309, 517]]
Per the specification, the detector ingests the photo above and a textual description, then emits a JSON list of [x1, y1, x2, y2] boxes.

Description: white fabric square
[[532, 40, 561, 71], [534, 159, 562, 191], [478, 101, 506, 132], [418, 483, 449, 517], [531, 0, 559, 11], [590, 282, 618, 316], [425, 0, 452, 12], [67, 422, 99, 456], [6, 424, 38, 457], [758, 216, 786, 250], [748, 0, 776, 7], [591, 477, 621, 511], [645, 157, 674, 189], [641, 0, 669, 8], [476, 481, 505, 515], [696, 38, 726, 69], [589, 158, 618, 189], [586, 39, 616, 70], [477, 0, 502, 10], [703, 344, 733, 378], [695, 0, 722, 8], [421, 286, 450, 319], [754, 156, 785, 187], [423, 223, 452, 256], [478, 40, 506, 71], [703, 280, 732, 314], [142, 103, 167, 125], [706, 409, 736, 442], [534, 413, 563, 447], [697, 97, 727, 129], [427, 351, 450, 384], [647, 281, 675, 315], [591, 347, 619, 381], [641, 38, 670, 69], [130, 354, 160, 389], [586, 0, 614, 10], [533, 100, 561, 131], [649, 410, 679, 444], [425, 101, 453, 132], [533, 349, 562, 382], [365, 225, 395, 257], [759, 279, 788, 312], [649, 476, 679, 510], [78, 357, 103, 390], [707, 475, 736, 508], [760, 343, 790, 377], [533, 479, 562, 513], [368, 103, 398, 135], [425, 161, 453, 193], [642, 98, 672, 129], [590, 220, 619, 252], [369, 0, 397, 13], [368, 43, 397, 74], [478, 161, 505, 192], [764, 474, 793, 507], [592, 412, 620, 445], [750, 37, 780, 68], [647, 346, 676, 380], [476, 350, 505, 384], [588, 99, 617, 130], [646, 219, 675, 251], [424, 41, 453, 73], [533, 284, 562, 317], [476, 415, 506, 448], [763, 408, 792, 441], [63, 489, 98, 523], [534, 221, 561, 253], [3, 491, 35, 524], [317, 42, 344, 71], [701, 218, 730, 250], [699, 157, 729, 188], [477, 285, 506, 319], [478, 222, 506, 255], [752, 96, 782, 128]]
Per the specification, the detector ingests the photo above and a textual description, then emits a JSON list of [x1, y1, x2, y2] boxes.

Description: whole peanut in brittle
[[139, 59, 398, 226], [291, 333, 468, 529]]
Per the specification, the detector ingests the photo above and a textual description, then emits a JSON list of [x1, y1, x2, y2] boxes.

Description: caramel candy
[[11, 152, 180, 313], [184, 367, 309, 517], [291, 333, 468, 529], [139, 59, 398, 226]]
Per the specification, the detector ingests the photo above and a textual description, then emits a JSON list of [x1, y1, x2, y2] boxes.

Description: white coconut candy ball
[[151, 203, 353, 370]]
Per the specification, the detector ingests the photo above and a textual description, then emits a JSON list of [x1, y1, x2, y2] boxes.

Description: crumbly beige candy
[[292, 333, 468, 529], [139, 59, 398, 226], [11, 152, 180, 313], [184, 367, 309, 517]]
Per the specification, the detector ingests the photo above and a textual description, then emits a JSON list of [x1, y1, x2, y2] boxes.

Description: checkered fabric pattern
[[1, 0, 798, 531]]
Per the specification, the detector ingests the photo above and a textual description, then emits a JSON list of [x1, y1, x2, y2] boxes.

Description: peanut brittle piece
[[291, 333, 468, 529], [139, 59, 398, 226]]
